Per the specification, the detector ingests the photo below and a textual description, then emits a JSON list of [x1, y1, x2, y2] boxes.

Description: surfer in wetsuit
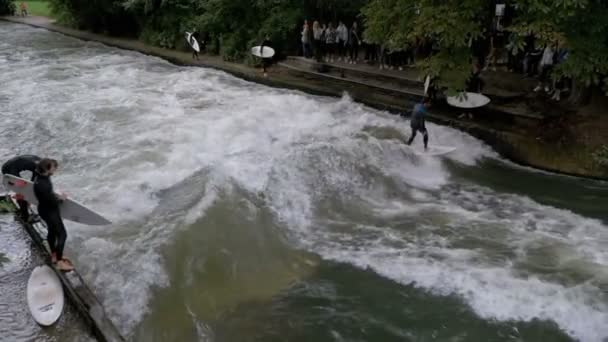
[[260, 35, 272, 77], [191, 30, 200, 60], [2, 154, 41, 222], [34, 158, 73, 272], [406, 97, 430, 150]]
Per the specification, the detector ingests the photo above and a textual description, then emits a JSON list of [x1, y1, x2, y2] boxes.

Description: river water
[[0, 22, 607, 342]]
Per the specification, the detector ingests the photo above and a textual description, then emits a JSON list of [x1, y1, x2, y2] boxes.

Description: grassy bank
[[14, 1, 50, 17]]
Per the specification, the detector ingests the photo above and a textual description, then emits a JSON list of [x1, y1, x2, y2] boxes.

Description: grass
[[14, 1, 52, 17]]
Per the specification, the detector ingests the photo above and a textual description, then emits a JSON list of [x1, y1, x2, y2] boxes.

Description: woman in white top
[[336, 21, 349, 61], [534, 42, 556, 93]]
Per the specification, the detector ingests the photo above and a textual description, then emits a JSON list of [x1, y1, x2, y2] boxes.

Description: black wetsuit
[[260, 38, 272, 73], [34, 174, 67, 260], [191, 31, 200, 60], [2, 155, 41, 220], [407, 103, 429, 149]]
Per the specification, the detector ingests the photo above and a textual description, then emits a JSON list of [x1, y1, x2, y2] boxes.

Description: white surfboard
[[2, 174, 112, 226], [408, 145, 457, 156], [185, 32, 200, 52], [424, 75, 430, 95], [27, 265, 64, 326], [251, 46, 275, 58], [446, 92, 490, 109]]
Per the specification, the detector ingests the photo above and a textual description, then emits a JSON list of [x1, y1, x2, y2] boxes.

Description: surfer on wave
[[406, 97, 430, 150]]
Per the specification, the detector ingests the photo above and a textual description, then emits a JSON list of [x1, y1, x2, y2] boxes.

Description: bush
[[592, 145, 608, 168], [0, 0, 16, 15]]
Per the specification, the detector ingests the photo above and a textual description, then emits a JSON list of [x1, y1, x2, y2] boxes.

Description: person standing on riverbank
[[2, 154, 41, 222], [336, 21, 348, 62], [34, 158, 73, 272], [260, 35, 272, 77], [348, 22, 360, 64], [406, 98, 430, 150], [19, 2, 27, 17], [313, 21, 324, 62], [302, 20, 312, 58], [190, 30, 200, 60], [325, 23, 337, 62]]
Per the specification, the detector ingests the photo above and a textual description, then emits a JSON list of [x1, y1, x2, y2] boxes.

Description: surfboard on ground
[[185, 32, 200, 52], [2, 174, 111, 226], [446, 92, 490, 109], [27, 265, 64, 326], [251, 45, 275, 58], [407, 145, 457, 156]]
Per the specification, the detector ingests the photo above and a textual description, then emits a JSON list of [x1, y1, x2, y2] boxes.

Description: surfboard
[[185, 32, 200, 52], [27, 265, 64, 326], [408, 145, 457, 156], [424, 75, 430, 95], [446, 92, 491, 109], [251, 46, 275, 58], [2, 174, 112, 226]]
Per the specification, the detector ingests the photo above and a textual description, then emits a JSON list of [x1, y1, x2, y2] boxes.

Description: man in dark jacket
[[2, 154, 41, 221], [34, 158, 73, 272]]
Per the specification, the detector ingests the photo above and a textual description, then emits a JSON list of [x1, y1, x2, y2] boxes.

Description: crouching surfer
[[34, 158, 73, 272], [2, 154, 41, 222]]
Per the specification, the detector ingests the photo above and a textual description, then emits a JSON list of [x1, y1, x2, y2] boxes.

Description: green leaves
[[362, 0, 608, 93], [0, 0, 16, 16]]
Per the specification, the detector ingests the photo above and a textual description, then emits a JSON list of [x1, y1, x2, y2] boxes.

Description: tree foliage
[[49, 0, 139, 36], [362, 0, 608, 93], [48, 0, 364, 60], [0, 0, 16, 16], [45, 0, 608, 91]]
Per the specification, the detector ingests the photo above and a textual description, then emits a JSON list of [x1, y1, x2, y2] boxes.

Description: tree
[[0, 0, 16, 16], [361, 0, 608, 95], [512, 0, 608, 95]]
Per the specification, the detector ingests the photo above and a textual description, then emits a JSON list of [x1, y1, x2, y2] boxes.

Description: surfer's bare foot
[[57, 260, 74, 272], [61, 257, 74, 266], [51, 252, 58, 264]]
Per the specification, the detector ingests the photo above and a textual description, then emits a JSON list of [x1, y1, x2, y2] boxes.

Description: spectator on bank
[[467, 61, 485, 93], [523, 35, 542, 77], [347, 22, 360, 64], [379, 44, 393, 70], [313, 21, 324, 62], [487, 17, 506, 71], [534, 42, 556, 93], [336, 21, 349, 62], [404, 43, 416, 66], [551, 43, 570, 101], [506, 32, 524, 73], [301, 20, 312, 58], [325, 23, 337, 62], [364, 40, 378, 64], [19, 2, 27, 17]]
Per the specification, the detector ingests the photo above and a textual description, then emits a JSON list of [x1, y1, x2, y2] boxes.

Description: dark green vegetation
[[47, 0, 365, 60], [362, 0, 608, 93], [0, 0, 15, 15], [43, 0, 608, 93]]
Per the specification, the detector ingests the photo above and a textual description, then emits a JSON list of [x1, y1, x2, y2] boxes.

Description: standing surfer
[[2, 154, 41, 222], [406, 98, 431, 150], [260, 35, 272, 77], [34, 159, 73, 272], [191, 30, 200, 60]]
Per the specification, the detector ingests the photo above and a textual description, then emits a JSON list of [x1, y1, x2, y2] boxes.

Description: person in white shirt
[[336, 21, 349, 62]]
